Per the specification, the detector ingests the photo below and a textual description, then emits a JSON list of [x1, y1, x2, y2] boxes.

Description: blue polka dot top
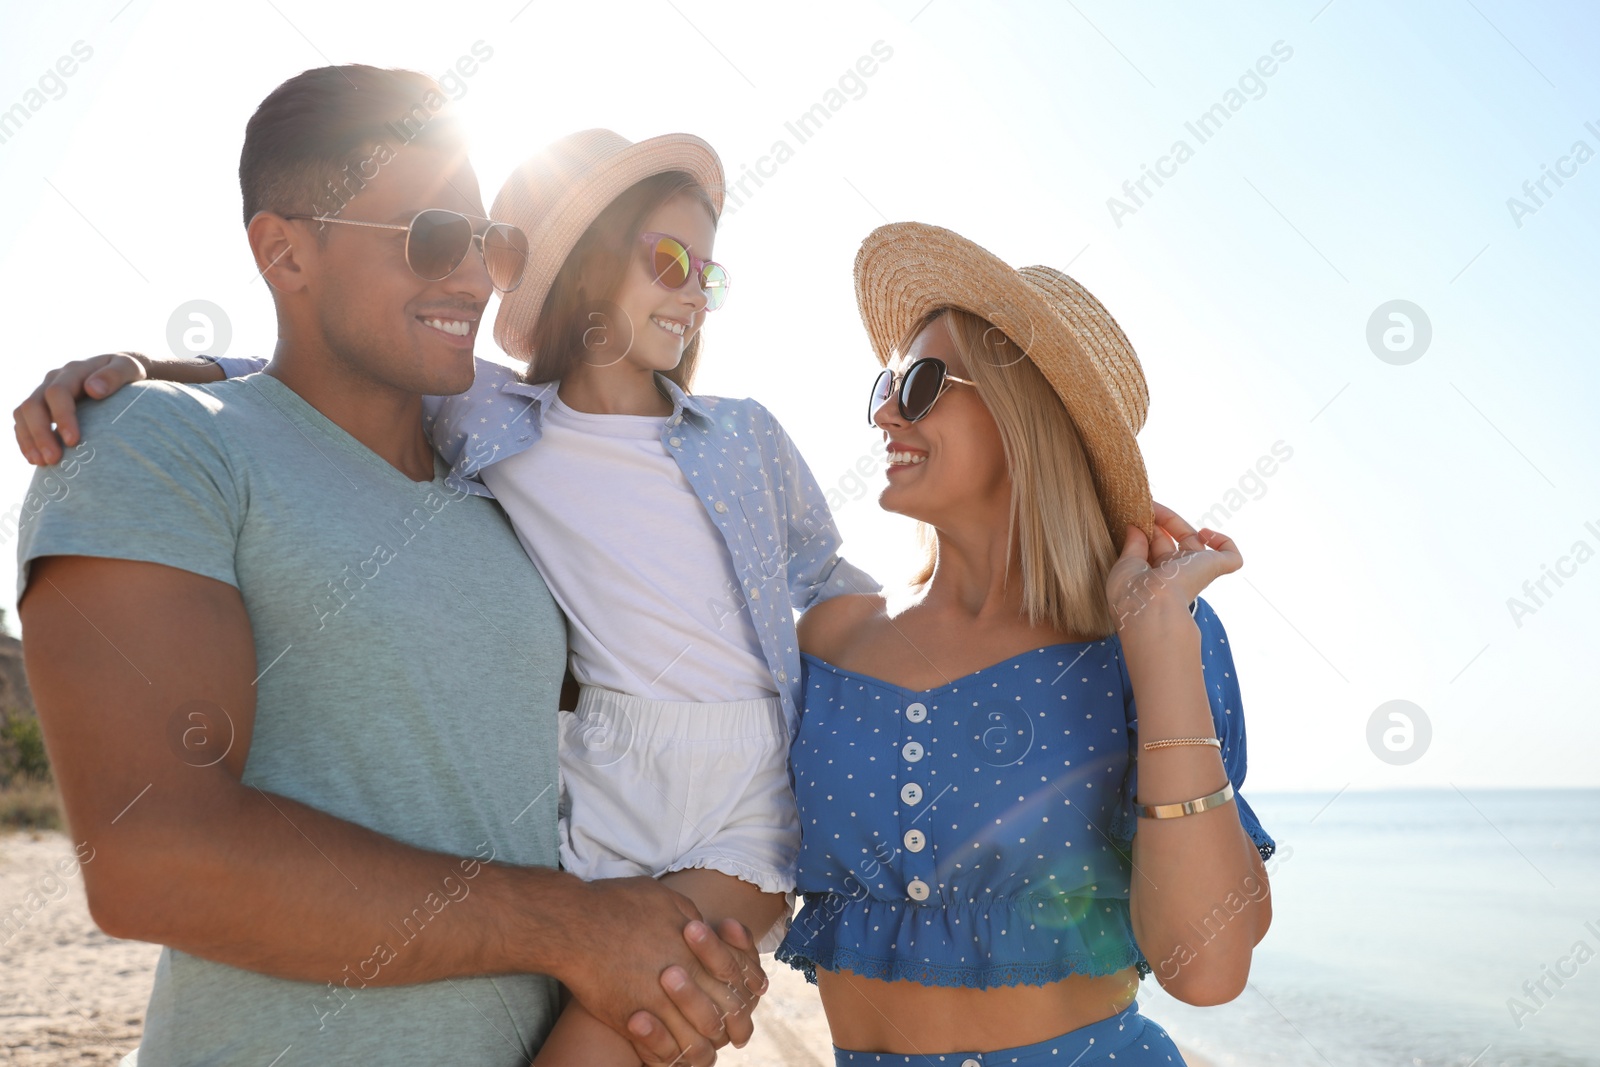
[[775, 595, 1275, 989]]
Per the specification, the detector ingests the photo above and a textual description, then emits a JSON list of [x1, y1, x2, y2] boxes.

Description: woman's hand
[[13, 352, 148, 465], [1106, 501, 1242, 636]]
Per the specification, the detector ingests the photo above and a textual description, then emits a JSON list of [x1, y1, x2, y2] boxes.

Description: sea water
[[1141, 789, 1600, 1067]]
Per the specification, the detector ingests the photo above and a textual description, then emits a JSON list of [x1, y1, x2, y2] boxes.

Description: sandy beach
[[2, 830, 1211, 1066], [1, 832, 150, 1065]]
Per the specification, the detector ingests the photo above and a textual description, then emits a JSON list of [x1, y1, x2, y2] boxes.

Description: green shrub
[[1, 713, 50, 781]]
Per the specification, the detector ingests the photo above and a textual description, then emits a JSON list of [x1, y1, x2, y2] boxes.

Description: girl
[[435, 130, 878, 1065], [774, 222, 1277, 1065], [18, 130, 876, 1066]]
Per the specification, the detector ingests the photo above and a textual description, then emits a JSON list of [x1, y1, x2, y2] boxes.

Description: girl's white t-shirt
[[478, 393, 776, 702]]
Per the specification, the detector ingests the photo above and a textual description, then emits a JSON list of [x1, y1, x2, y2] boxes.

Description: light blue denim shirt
[[214, 355, 880, 736]]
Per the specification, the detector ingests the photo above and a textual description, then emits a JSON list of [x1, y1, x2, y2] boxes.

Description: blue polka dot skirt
[[831, 1000, 1186, 1065]]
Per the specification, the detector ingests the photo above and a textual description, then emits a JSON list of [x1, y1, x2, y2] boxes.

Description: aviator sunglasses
[[867, 357, 977, 425], [284, 209, 530, 293], [639, 232, 730, 311]]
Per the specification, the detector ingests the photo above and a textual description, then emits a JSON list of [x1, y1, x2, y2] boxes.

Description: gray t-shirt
[[17, 373, 567, 1065]]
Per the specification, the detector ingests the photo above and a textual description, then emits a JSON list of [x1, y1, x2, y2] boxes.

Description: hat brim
[[854, 222, 1154, 552], [492, 132, 725, 363]]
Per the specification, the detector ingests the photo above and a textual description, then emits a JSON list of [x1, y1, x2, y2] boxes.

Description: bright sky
[[2, 0, 1596, 793]]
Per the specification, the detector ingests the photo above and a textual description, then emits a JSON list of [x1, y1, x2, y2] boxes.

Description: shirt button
[[901, 741, 924, 763], [668, 436, 682, 447], [907, 878, 930, 901], [777, 670, 788, 683], [748, 587, 761, 600], [962, 1060, 981, 1067], [905, 701, 927, 723], [714, 501, 728, 513], [903, 829, 926, 852], [900, 782, 923, 805]]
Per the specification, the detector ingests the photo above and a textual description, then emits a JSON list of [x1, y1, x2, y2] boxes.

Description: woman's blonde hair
[[902, 308, 1119, 639]]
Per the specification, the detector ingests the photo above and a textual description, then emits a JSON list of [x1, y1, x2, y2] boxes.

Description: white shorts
[[557, 685, 800, 953]]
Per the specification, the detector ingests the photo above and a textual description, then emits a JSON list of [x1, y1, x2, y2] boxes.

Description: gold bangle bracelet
[[1133, 781, 1234, 819], [1142, 737, 1221, 751]]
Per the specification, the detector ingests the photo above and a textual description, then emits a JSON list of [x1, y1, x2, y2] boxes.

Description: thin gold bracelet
[[1133, 781, 1234, 819], [1142, 736, 1221, 751]]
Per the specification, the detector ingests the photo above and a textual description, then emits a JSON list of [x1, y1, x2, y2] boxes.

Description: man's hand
[[638, 917, 767, 1063], [557, 878, 767, 1066], [14, 352, 149, 465]]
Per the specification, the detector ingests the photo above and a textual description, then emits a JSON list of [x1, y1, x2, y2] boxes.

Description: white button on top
[[962, 1059, 981, 1067], [714, 501, 728, 513], [903, 829, 926, 852], [901, 741, 924, 763], [777, 670, 788, 683], [907, 878, 930, 901], [905, 701, 927, 723], [900, 782, 923, 805]]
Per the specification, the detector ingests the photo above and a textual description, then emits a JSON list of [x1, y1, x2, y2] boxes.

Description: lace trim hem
[[774, 941, 1151, 989]]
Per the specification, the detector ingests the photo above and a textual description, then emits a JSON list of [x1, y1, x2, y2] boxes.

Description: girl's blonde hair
[[903, 309, 1119, 639]]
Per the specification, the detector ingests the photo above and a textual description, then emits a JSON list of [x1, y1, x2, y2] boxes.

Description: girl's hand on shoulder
[[14, 352, 148, 465], [1105, 501, 1241, 638]]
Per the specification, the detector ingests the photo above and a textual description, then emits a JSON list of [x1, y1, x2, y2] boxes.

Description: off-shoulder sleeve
[[1110, 596, 1275, 861]]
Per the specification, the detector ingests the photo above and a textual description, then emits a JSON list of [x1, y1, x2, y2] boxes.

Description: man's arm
[[13, 352, 222, 466], [21, 555, 762, 1064]]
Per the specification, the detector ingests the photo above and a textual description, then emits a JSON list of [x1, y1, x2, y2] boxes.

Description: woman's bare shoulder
[[797, 593, 888, 663]]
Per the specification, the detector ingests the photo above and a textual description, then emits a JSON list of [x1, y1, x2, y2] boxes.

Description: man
[[14, 64, 762, 1066]]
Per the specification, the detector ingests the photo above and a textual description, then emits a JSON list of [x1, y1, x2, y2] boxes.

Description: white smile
[[651, 315, 687, 337], [887, 451, 926, 466], [422, 317, 471, 337]]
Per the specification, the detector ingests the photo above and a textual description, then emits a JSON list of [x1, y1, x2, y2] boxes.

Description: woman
[[773, 222, 1276, 1065]]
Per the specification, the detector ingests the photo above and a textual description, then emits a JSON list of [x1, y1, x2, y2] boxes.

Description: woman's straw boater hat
[[855, 222, 1155, 550], [491, 129, 725, 363]]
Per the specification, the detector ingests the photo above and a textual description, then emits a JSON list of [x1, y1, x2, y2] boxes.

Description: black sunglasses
[[284, 209, 529, 293], [867, 357, 978, 425]]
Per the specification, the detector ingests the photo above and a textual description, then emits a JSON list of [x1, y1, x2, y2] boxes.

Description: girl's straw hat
[[855, 222, 1155, 550], [491, 129, 724, 363]]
